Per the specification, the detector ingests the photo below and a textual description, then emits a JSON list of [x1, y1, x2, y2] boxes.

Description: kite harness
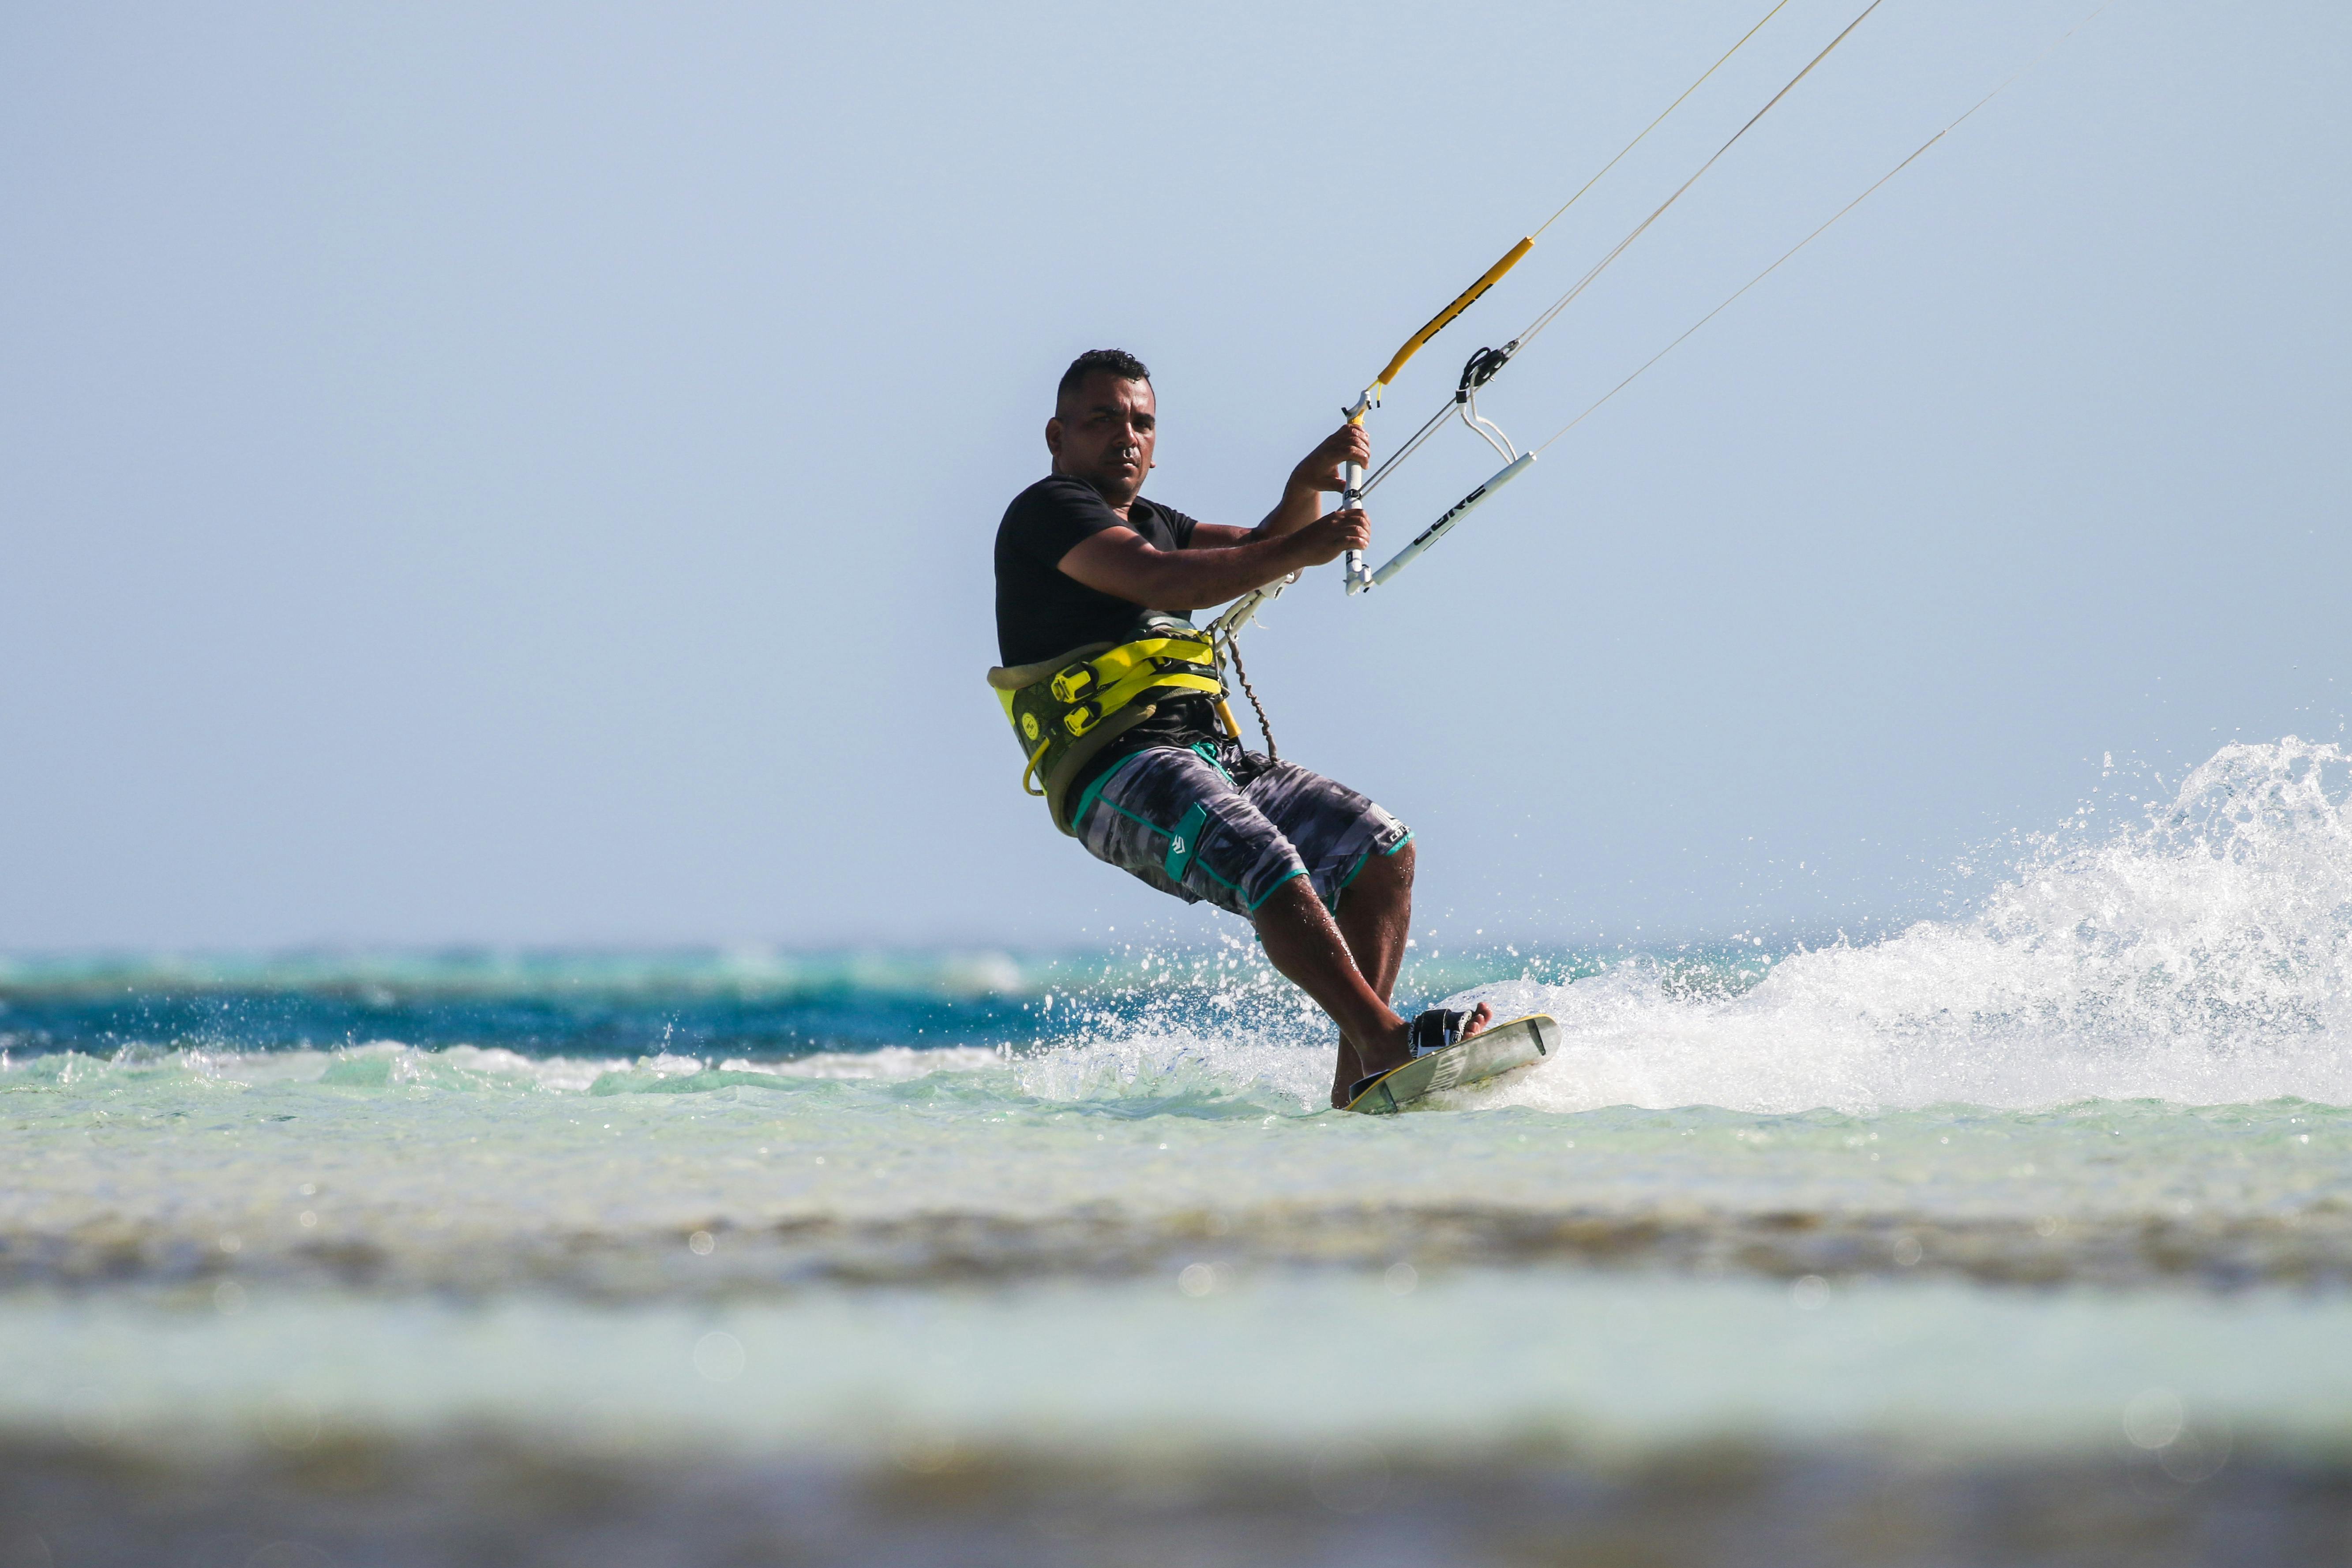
[[987, 617, 1232, 835]]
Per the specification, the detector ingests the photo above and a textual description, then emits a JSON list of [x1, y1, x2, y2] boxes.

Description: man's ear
[[1043, 416, 1064, 460]]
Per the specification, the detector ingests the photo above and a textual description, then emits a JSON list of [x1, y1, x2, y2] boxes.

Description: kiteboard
[[1342, 1013, 1559, 1114]]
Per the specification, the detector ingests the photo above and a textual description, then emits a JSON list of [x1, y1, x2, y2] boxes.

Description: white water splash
[[1459, 739, 2352, 1114], [1013, 966, 1334, 1108]]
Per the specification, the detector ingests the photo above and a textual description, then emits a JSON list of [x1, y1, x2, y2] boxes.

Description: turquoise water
[[5, 739, 2352, 1564]]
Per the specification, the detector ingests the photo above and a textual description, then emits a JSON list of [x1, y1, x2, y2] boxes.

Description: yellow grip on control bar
[[1371, 236, 1534, 393]]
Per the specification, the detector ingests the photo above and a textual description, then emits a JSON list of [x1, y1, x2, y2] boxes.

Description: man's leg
[[1321, 844, 1494, 1105], [1069, 745, 1485, 1108], [1329, 842, 1410, 1103], [1336, 840, 1415, 1003], [1252, 878, 1410, 1104], [1252, 857, 1492, 1109]]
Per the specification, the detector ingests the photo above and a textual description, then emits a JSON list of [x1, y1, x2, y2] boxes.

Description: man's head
[[1046, 348, 1155, 506]]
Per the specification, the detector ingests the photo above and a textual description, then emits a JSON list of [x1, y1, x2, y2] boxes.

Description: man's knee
[[1248, 873, 1326, 938], [1365, 839, 1415, 889]]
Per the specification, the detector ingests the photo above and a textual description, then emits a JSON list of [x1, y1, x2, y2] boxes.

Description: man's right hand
[[1058, 505, 1374, 611], [1288, 507, 1371, 567]]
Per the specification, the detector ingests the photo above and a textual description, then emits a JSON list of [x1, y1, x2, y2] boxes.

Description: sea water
[[4, 738, 2351, 1565]]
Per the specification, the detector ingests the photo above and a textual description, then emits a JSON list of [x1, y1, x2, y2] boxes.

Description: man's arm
[[1057, 508, 1370, 611], [1188, 423, 1372, 549]]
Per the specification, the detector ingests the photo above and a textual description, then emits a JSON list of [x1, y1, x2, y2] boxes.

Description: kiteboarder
[[989, 349, 1490, 1108]]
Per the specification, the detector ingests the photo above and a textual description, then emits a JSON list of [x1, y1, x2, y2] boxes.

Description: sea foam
[[1456, 739, 2352, 1114]]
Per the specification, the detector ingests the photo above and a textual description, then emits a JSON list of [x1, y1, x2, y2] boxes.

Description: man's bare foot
[[1329, 1002, 1496, 1109]]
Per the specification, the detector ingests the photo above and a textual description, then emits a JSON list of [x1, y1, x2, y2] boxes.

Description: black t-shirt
[[993, 473, 1220, 763], [994, 475, 1201, 663]]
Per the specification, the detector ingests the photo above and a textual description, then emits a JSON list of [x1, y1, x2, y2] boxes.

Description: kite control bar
[[1340, 236, 1534, 596], [1369, 452, 1536, 589], [1347, 341, 1534, 591]]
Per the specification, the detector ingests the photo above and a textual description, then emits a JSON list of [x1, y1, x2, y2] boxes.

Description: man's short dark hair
[[1056, 348, 1150, 412]]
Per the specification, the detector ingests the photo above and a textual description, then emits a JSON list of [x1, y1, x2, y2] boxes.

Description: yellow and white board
[[1342, 1013, 1558, 1114]]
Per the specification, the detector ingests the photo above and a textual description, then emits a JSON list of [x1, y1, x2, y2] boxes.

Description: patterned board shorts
[[1071, 739, 1412, 919]]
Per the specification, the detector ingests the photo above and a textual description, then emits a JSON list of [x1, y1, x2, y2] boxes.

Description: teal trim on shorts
[[1164, 801, 1210, 883], [1189, 740, 1235, 785], [1245, 865, 1309, 912], [1098, 796, 1163, 836], [1330, 829, 1412, 914], [1075, 755, 1243, 896], [1068, 750, 1149, 834], [1071, 741, 1316, 910]]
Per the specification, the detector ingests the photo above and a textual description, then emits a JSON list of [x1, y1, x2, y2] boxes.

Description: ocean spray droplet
[[1383, 1262, 1418, 1295], [214, 1280, 247, 1314], [260, 1395, 320, 1451], [693, 1331, 746, 1383], [2157, 1418, 2233, 1483], [688, 1230, 715, 1256], [1892, 1236, 1923, 1267], [298, 1212, 317, 1228], [891, 1431, 959, 1474], [1791, 1275, 1831, 1310], [218, 1234, 241, 1254], [1178, 1263, 1216, 1297], [2123, 1388, 2185, 1450]]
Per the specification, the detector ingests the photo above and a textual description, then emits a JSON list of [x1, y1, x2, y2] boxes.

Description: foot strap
[[1409, 1009, 1469, 1056], [1344, 1010, 1474, 1106]]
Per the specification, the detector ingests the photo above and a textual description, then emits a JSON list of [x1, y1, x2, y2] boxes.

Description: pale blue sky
[[3, 0, 2344, 949]]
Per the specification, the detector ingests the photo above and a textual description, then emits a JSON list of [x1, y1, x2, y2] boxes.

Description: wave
[[0, 1040, 1003, 1098], [1452, 739, 2352, 1114], [5, 739, 2346, 1118]]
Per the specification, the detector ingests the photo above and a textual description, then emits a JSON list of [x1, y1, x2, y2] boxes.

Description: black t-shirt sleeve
[[994, 478, 1212, 667], [1002, 476, 1123, 570], [1146, 502, 1200, 550]]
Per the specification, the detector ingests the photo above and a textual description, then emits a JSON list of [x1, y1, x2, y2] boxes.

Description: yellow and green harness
[[987, 616, 1238, 835]]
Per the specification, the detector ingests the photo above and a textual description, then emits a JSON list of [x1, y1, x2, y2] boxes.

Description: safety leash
[[1224, 635, 1278, 763]]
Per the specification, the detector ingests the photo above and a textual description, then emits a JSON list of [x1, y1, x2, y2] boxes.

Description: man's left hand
[[1290, 423, 1373, 495]]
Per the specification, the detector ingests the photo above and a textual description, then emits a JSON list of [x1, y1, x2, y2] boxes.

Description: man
[[991, 348, 1489, 1109]]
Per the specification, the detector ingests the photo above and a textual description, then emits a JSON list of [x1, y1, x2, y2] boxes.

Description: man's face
[[1046, 374, 1156, 505]]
